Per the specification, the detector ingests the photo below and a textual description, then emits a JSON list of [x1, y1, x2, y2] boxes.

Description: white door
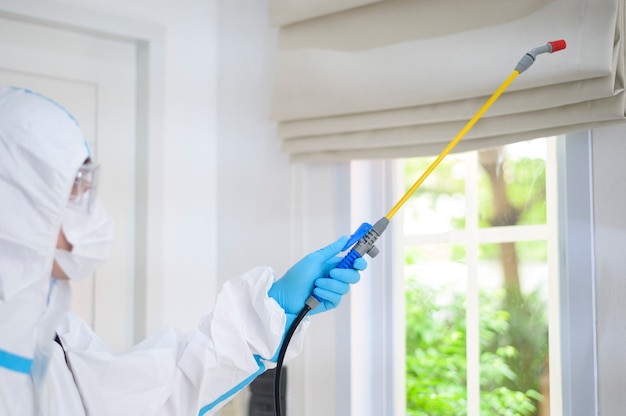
[[0, 14, 137, 351]]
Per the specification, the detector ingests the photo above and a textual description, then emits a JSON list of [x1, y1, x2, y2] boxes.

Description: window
[[332, 132, 594, 416], [398, 137, 559, 415]]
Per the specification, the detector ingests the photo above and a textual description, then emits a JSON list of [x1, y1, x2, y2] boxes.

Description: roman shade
[[269, 0, 625, 161]]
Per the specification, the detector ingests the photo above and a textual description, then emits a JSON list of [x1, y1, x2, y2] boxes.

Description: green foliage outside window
[[404, 141, 550, 415], [406, 283, 544, 415]]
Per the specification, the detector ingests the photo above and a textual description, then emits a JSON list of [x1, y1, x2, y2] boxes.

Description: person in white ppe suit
[[0, 86, 367, 415]]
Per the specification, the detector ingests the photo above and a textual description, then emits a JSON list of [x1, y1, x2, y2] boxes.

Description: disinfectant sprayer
[[273, 39, 567, 416]]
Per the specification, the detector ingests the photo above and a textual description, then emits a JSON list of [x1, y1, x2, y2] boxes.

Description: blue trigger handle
[[310, 223, 370, 302], [337, 222, 370, 269], [307, 218, 388, 308], [311, 249, 362, 302], [337, 248, 362, 269], [342, 222, 372, 251]]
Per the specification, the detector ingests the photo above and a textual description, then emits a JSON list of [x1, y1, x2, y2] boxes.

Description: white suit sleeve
[[56, 267, 310, 416]]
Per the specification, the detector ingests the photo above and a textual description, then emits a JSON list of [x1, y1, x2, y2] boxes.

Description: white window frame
[[556, 130, 598, 416]]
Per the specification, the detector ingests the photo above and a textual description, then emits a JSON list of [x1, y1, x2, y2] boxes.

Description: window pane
[[405, 244, 468, 416], [404, 155, 466, 234], [478, 241, 549, 416], [401, 137, 554, 416], [478, 139, 547, 228]]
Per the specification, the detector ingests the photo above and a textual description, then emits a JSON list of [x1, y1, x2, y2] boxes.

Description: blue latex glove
[[268, 235, 367, 316]]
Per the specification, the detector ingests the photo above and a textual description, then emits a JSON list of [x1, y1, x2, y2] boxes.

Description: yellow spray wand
[[388, 39, 566, 219], [386, 70, 518, 219]]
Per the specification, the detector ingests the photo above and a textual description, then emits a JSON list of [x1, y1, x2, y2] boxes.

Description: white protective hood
[[0, 86, 88, 367]]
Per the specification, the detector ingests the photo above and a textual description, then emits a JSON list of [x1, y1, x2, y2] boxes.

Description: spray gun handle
[[306, 248, 363, 304], [337, 249, 364, 269], [305, 217, 389, 309]]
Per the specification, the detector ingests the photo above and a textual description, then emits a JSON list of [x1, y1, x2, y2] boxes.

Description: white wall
[[216, 0, 292, 285]]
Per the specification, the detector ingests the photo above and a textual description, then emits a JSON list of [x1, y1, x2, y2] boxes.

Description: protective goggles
[[68, 161, 100, 213]]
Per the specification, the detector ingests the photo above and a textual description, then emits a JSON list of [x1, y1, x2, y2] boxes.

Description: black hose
[[274, 304, 311, 416]]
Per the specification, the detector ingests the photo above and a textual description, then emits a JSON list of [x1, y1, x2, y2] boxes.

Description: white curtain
[[269, 0, 625, 161]]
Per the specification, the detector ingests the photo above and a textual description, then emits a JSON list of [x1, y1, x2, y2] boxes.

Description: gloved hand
[[268, 235, 367, 316]]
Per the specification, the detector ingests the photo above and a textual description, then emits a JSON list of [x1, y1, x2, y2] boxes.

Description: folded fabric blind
[[269, 0, 625, 161], [267, 0, 383, 26]]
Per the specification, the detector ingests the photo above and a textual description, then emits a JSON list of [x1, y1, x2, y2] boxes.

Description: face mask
[[54, 196, 114, 281]]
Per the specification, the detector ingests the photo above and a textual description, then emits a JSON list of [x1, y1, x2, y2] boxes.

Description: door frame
[[0, 0, 165, 342]]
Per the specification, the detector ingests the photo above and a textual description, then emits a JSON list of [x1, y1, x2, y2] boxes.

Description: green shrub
[[406, 282, 544, 415]]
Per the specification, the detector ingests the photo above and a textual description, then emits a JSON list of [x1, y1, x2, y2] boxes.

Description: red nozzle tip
[[549, 39, 567, 52]]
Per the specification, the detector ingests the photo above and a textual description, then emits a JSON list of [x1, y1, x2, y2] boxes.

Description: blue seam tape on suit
[[0, 348, 33, 374], [198, 355, 266, 416]]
